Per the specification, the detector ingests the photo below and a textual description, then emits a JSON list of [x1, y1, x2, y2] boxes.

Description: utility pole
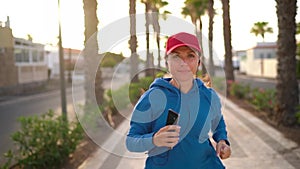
[[68, 48, 72, 83], [58, 0, 67, 122]]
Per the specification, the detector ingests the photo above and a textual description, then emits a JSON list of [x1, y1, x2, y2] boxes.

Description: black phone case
[[166, 109, 179, 125]]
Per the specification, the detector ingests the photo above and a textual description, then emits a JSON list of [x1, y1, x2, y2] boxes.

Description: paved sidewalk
[[79, 95, 300, 169]]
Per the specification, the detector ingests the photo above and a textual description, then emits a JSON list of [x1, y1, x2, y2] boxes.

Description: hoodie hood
[[149, 78, 205, 94], [149, 78, 178, 95], [148, 77, 214, 108]]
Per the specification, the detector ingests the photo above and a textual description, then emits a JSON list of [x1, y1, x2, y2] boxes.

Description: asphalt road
[[235, 73, 277, 89]]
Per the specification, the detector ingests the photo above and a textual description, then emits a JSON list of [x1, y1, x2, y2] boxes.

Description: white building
[[233, 50, 246, 70], [0, 16, 49, 95], [240, 42, 277, 78], [45, 45, 82, 79], [14, 38, 48, 84]]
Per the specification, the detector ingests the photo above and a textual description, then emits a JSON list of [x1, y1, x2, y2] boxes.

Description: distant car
[[232, 57, 240, 70], [217, 57, 240, 70]]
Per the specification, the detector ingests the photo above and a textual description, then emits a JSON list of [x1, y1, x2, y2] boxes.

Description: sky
[[1, 0, 300, 59]]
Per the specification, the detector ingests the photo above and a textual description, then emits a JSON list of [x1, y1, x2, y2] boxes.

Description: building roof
[[63, 48, 81, 54], [250, 42, 277, 50]]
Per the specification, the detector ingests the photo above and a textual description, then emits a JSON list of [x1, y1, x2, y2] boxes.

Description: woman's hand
[[153, 125, 181, 148], [216, 140, 231, 159]]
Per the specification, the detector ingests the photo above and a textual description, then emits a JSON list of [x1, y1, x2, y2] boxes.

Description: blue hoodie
[[126, 78, 229, 169]]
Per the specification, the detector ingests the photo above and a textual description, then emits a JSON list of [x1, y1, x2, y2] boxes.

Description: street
[[236, 72, 277, 89]]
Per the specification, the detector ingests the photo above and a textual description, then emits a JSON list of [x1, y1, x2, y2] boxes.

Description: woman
[[126, 32, 231, 169]]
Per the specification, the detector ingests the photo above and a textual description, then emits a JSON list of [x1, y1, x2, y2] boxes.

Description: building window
[[32, 50, 38, 62], [22, 49, 30, 62], [15, 48, 45, 63], [15, 48, 23, 62], [39, 51, 44, 62], [260, 53, 264, 59], [255, 53, 264, 59], [266, 52, 276, 58], [15, 48, 30, 63], [14, 38, 45, 64]]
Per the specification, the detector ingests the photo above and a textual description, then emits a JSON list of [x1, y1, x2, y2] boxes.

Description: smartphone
[[166, 109, 179, 125]]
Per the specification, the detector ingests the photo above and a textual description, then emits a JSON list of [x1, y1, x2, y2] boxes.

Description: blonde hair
[[200, 74, 212, 88]]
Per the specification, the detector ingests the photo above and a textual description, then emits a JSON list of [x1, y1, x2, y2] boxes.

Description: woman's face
[[167, 46, 200, 83]]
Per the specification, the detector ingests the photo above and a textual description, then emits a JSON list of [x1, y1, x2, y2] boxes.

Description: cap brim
[[166, 44, 201, 55]]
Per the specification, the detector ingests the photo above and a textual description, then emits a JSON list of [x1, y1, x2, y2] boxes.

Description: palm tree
[[275, 0, 299, 126], [150, 0, 169, 68], [83, 0, 104, 105], [195, 0, 208, 50], [182, 0, 209, 76], [208, 0, 215, 76], [250, 22, 273, 42], [129, 0, 139, 82], [141, 0, 153, 77], [182, 5, 197, 27], [221, 0, 234, 95], [141, 0, 168, 75], [27, 34, 33, 41], [182, 0, 208, 49]]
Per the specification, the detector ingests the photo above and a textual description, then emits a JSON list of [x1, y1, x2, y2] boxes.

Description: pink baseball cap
[[166, 32, 201, 55]]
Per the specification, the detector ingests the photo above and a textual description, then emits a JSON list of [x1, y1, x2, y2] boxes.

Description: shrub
[[101, 76, 155, 127], [249, 88, 276, 113], [100, 52, 125, 68], [128, 83, 142, 105], [155, 71, 167, 78], [211, 77, 226, 93], [229, 82, 251, 99], [78, 103, 105, 132], [129, 76, 154, 104], [1, 110, 83, 169], [106, 84, 131, 115]]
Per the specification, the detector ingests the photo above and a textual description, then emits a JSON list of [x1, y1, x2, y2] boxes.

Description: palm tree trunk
[[275, 0, 299, 126], [145, 2, 153, 77], [129, 0, 139, 82], [199, 18, 207, 76], [156, 33, 161, 68], [83, 0, 104, 105], [221, 0, 235, 95], [198, 17, 203, 51], [152, 8, 161, 68], [208, 0, 215, 76]]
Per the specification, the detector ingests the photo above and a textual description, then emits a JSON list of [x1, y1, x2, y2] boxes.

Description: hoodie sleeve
[[126, 122, 156, 152], [210, 89, 230, 145], [126, 88, 167, 152]]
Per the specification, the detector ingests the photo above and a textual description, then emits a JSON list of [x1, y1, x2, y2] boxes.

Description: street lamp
[[58, 0, 67, 122]]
